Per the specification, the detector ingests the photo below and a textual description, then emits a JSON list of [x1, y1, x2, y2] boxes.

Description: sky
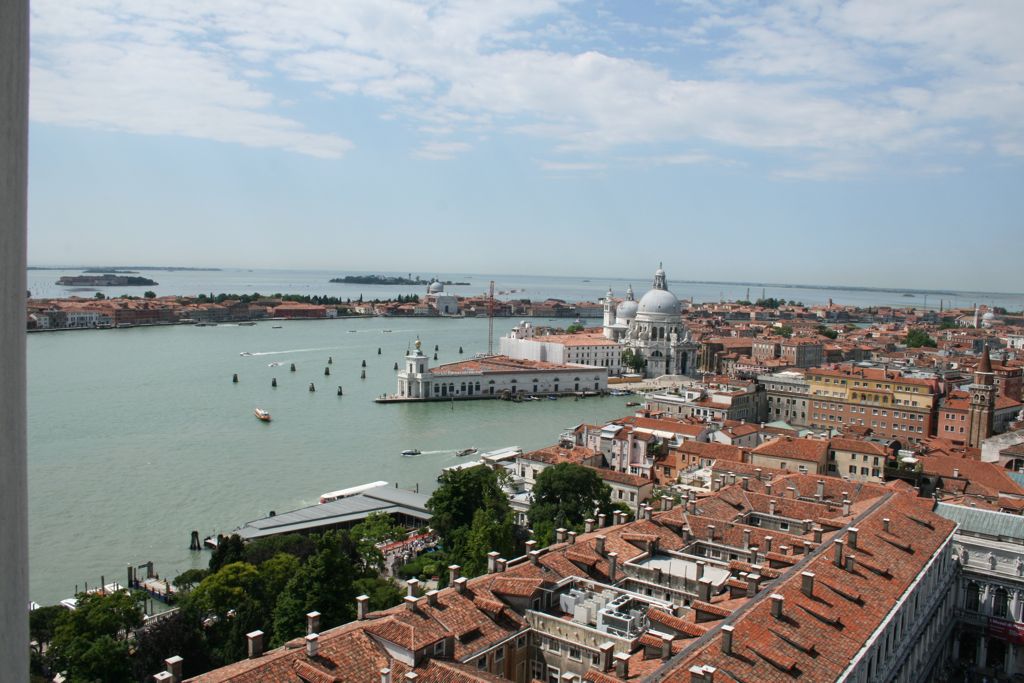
[[26, 0, 1024, 292]]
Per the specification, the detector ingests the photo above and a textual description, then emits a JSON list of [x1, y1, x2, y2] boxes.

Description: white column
[[0, 1, 29, 680]]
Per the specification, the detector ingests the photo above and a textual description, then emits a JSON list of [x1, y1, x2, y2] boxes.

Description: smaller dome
[[428, 281, 444, 294], [983, 311, 996, 320], [616, 300, 639, 323]]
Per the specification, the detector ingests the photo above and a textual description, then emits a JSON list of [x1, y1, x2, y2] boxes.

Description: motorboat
[[254, 408, 272, 422], [272, 325, 283, 329], [455, 448, 477, 457], [239, 351, 253, 356], [268, 361, 281, 367], [401, 449, 421, 457]]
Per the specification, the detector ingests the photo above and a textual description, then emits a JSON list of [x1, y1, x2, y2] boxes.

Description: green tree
[[29, 604, 64, 654], [621, 348, 647, 373], [816, 325, 838, 340], [428, 466, 514, 578], [350, 512, 408, 572], [566, 323, 584, 334], [352, 577, 404, 612], [528, 464, 614, 547], [143, 290, 156, 299], [270, 530, 359, 645], [47, 591, 143, 683], [460, 506, 515, 576], [208, 535, 246, 572], [93, 292, 105, 300], [173, 568, 209, 592], [776, 325, 794, 338], [905, 328, 937, 348], [190, 562, 260, 617]]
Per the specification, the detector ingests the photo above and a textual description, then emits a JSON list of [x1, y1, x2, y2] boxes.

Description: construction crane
[[487, 280, 495, 355]]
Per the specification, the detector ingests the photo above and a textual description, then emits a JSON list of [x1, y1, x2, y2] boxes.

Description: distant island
[[330, 274, 470, 286], [57, 274, 158, 287], [29, 266, 220, 272]]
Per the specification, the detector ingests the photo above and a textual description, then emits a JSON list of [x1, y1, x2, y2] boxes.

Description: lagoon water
[[26, 268, 1024, 604], [27, 316, 636, 604]]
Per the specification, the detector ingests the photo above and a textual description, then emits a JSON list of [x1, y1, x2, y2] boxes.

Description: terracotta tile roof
[[647, 609, 710, 638], [751, 436, 830, 463], [428, 356, 593, 376]]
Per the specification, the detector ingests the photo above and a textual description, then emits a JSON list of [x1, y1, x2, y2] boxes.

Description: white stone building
[[425, 280, 459, 316], [602, 265, 697, 378], [389, 340, 607, 401], [500, 322, 623, 374]]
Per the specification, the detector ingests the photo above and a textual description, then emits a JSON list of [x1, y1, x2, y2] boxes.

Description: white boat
[[401, 449, 421, 456], [319, 480, 389, 504], [268, 361, 281, 367], [455, 447, 477, 457], [239, 351, 253, 356], [254, 408, 272, 422]]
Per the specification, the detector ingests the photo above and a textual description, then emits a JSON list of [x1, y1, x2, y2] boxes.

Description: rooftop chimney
[[448, 564, 461, 584], [816, 480, 825, 500], [661, 633, 674, 660], [800, 571, 815, 597], [153, 673, 173, 682], [404, 595, 419, 612], [695, 560, 706, 580], [698, 577, 713, 602], [246, 630, 264, 659], [743, 529, 751, 549], [953, 467, 960, 479], [357, 594, 370, 620], [427, 589, 439, 607], [454, 577, 468, 594], [746, 574, 761, 597], [721, 625, 734, 655], [882, 518, 890, 533], [496, 558, 507, 572], [663, 496, 674, 511], [380, 668, 392, 683], [607, 552, 618, 582], [306, 611, 321, 635], [305, 633, 319, 658], [529, 550, 541, 565], [770, 594, 784, 619], [555, 528, 567, 543], [842, 498, 851, 516], [741, 477, 750, 491], [487, 551, 500, 573], [614, 652, 631, 679], [769, 499, 777, 516], [404, 673, 418, 681], [599, 642, 615, 671], [764, 482, 773, 496], [567, 531, 577, 545], [707, 524, 716, 541], [585, 518, 596, 533], [596, 535, 607, 556], [847, 527, 859, 549], [598, 513, 608, 528], [407, 578, 420, 597], [833, 539, 845, 568], [764, 536, 773, 553], [813, 526, 823, 543], [845, 554, 857, 572], [165, 655, 183, 683]]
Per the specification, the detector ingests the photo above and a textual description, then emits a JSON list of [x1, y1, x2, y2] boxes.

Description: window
[[495, 647, 505, 663], [966, 582, 980, 611], [995, 588, 1009, 618], [434, 641, 445, 656], [517, 635, 527, 650], [477, 657, 488, 671], [568, 645, 582, 661]]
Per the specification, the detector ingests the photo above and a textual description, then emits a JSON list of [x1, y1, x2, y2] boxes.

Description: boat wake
[[244, 347, 338, 357]]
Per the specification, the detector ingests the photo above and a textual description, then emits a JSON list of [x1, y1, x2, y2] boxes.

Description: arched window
[[966, 582, 980, 612], [995, 587, 1009, 618]]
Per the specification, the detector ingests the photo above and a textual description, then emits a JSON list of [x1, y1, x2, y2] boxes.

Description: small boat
[[547, 395, 558, 400], [238, 321, 256, 326], [401, 449, 421, 457], [348, 330, 357, 333], [625, 401, 640, 407], [272, 325, 283, 329], [254, 408, 272, 422], [382, 329, 392, 333], [239, 351, 253, 356], [268, 361, 281, 367], [455, 448, 477, 457]]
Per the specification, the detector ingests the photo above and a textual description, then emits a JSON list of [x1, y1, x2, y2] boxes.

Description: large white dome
[[428, 281, 444, 294], [637, 288, 680, 316]]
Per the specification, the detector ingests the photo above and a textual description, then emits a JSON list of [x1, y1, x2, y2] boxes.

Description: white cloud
[[28, 0, 1024, 172], [538, 160, 606, 172], [414, 141, 471, 160]]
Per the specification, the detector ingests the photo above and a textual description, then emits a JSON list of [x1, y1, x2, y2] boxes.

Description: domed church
[[602, 264, 697, 377]]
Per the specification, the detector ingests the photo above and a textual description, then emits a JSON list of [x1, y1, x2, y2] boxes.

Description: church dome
[[428, 281, 444, 294], [983, 311, 996, 321], [616, 299, 639, 322], [637, 289, 680, 316]]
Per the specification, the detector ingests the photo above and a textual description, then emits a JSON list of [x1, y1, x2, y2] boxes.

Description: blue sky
[[27, 0, 1024, 292]]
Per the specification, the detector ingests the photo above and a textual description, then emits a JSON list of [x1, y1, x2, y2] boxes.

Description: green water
[[27, 317, 632, 604]]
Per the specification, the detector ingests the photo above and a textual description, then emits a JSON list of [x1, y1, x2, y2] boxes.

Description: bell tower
[[967, 346, 996, 448]]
